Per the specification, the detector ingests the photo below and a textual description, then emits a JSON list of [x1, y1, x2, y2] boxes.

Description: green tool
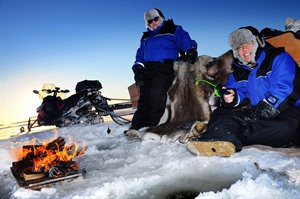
[[195, 79, 224, 97]]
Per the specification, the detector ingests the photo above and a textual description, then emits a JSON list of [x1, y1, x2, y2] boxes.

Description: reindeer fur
[[125, 50, 233, 143]]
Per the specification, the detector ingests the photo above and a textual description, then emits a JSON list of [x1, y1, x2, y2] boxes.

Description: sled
[[264, 31, 300, 65], [128, 83, 140, 108]]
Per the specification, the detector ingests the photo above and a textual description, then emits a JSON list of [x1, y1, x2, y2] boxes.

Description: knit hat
[[228, 26, 265, 66], [144, 8, 165, 30]]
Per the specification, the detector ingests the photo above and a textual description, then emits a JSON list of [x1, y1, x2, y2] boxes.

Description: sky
[[1, 122, 300, 198], [1, 0, 299, 125]]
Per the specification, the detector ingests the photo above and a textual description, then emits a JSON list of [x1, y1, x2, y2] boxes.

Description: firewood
[[10, 136, 82, 186], [22, 137, 66, 161], [18, 166, 47, 181], [46, 137, 66, 151], [23, 172, 47, 181]]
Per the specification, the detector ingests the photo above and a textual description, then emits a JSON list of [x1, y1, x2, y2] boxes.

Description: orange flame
[[11, 130, 59, 161], [11, 129, 85, 172]]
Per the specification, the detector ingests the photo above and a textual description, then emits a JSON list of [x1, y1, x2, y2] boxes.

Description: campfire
[[10, 130, 86, 189]]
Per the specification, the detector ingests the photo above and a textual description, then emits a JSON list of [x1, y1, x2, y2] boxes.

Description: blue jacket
[[226, 44, 300, 111], [134, 20, 197, 65]]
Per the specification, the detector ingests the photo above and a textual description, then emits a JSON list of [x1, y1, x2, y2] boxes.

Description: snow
[[1, 122, 300, 199]]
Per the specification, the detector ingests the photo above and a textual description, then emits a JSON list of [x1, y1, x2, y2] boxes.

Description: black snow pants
[[199, 106, 300, 152], [131, 61, 175, 130]]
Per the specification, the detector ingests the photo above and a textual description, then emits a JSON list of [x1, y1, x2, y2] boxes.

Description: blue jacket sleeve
[[225, 74, 242, 106], [174, 25, 197, 52], [134, 39, 145, 67]]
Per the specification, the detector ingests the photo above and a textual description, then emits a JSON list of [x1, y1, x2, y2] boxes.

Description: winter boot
[[179, 121, 207, 143], [186, 140, 235, 157]]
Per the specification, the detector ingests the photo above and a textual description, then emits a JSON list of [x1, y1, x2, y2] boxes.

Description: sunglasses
[[147, 17, 159, 24]]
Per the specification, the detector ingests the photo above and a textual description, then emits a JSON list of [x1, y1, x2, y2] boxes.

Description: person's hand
[[132, 65, 145, 86], [187, 48, 198, 64], [216, 85, 237, 107], [223, 89, 235, 103], [255, 100, 280, 119]]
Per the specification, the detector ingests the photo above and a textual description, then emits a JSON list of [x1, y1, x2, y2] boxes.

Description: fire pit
[[10, 133, 86, 190]]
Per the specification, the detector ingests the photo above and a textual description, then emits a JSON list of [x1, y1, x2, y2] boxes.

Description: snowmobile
[[28, 80, 133, 131]]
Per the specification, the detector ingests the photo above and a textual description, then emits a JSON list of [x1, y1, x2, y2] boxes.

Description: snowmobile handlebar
[[33, 87, 70, 97]]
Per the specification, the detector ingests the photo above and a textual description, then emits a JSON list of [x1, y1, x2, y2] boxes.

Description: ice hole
[[129, 160, 259, 199]]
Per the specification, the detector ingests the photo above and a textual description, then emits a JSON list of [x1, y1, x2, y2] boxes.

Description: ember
[[10, 133, 86, 189]]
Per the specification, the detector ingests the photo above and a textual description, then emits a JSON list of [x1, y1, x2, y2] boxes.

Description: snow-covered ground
[[0, 122, 300, 199]]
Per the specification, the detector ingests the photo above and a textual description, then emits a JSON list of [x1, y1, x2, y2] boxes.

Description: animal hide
[[125, 50, 233, 143]]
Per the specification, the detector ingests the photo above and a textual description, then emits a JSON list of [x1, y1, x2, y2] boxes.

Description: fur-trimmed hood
[[229, 26, 265, 67], [144, 8, 165, 30]]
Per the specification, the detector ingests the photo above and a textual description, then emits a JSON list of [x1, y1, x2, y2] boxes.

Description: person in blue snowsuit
[[129, 8, 198, 130], [187, 26, 300, 157]]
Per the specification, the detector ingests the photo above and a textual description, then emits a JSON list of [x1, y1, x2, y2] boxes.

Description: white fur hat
[[229, 29, 256, 50], [144, 8, 165, 29], [228, 27, 265, 66]]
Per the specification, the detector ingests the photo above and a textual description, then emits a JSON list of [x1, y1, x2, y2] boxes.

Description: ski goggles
[[147, 17, 159, 24]]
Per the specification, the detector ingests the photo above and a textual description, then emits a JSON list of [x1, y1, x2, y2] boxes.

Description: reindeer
[[125, 50, 233, 143]]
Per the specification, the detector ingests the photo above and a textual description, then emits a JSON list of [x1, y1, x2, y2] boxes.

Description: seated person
[[186, 26, 300, 157]]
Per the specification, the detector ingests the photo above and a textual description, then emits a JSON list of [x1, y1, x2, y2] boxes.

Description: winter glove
[[132, 64, 145, 86], [216, 85, 231, 96], [255, 100, 280, 119], [177, 50, 187, 62], [216, 85, 238, 108], [232, 108, 256, 126], [187, 48, 198, 64]]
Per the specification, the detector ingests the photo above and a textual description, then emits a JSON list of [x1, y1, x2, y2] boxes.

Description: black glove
[[216, 85, 231, 97], [216, 85, 238, 108], [232, 108, 256, 126], [255, 100, 280, 119], [132, 65, 145, 86], [187, 48, 198, 64], [177, 50, 187, 62]]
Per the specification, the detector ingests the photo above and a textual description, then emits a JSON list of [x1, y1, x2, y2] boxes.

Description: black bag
[[75, 80, 102, 93]]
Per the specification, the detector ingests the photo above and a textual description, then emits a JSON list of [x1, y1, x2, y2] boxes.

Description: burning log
[[10, 136, 85, 188], [22, 137, 66, 161], [23, 171, 47, 181]]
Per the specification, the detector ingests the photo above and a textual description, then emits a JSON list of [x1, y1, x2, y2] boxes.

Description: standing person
[[187, 26, 300, 157], [128, 8, 198, 131]]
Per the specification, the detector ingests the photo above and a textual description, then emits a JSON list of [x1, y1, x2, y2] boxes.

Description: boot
[[186, 140, 235, 157]]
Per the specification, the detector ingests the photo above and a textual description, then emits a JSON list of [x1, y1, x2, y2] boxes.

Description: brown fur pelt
[[125, 50, 233, 143]]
